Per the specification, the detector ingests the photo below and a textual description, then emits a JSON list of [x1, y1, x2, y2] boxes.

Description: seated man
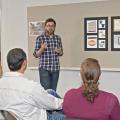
[[0, 48, 64, 120]]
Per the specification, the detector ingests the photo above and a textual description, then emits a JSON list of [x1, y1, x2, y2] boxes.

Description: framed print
[[113, 19, 120, 32], [111, 16, 120, 51], [113, 35, 120, 48], [29, 21, 45, 36], [98, 19, 106, 28], [87, 20, 97, 33], [87, 35, 97, 48], [98, 40, 106, 48], [98, 30, 105, 38], [84, 17, 108, 51]]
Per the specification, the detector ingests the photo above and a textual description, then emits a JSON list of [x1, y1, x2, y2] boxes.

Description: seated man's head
[[7, 48, 27, 73]]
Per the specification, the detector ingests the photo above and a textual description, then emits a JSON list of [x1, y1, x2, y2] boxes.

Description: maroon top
[[63, 87, 120, 120]]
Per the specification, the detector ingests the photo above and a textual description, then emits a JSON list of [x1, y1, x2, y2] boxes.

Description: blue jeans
[[39, 68, 59, 91], [47, 89, 65, 120]]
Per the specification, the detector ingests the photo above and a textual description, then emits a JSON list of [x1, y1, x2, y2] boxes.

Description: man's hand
[[41, 42, 47, 50], [34, 42, 47, 57], [54, 48, 62, 55]]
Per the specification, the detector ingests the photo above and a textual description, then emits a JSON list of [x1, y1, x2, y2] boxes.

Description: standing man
[[33, 18, 63, 91]]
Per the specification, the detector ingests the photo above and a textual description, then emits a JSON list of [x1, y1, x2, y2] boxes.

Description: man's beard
[[46, 29, 54, 35]]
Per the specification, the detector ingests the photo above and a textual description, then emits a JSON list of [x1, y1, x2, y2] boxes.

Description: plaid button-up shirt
[[34, 32, 63, 71]]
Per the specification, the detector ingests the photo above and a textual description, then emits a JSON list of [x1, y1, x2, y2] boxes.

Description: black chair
[[1, 110, 17, 120]]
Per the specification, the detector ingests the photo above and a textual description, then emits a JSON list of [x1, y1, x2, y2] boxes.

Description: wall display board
[[84, 17, 108, 51], [29, 21, 45, 36], [111, 16, 120, 51], [28, 0, 120, 69]]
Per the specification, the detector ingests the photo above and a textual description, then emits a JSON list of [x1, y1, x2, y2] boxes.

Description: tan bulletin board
[[27, 0, 120, 69]]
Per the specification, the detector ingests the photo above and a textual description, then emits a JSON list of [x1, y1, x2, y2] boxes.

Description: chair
[[1, 110, 17, 120], [64, 117, 83, 120]]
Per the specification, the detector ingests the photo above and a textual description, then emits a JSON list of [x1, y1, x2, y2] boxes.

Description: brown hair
[[45, 18, 56, 27], [80, 58, 101, 103]]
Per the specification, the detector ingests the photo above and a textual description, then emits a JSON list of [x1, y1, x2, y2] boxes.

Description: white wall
[[0, 0, 1, 52], [25, 69, 120, 101], [1, 0, 27, 71]]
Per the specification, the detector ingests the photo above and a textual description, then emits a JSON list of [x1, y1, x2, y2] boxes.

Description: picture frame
[[29, 21, 45, 36], [84, 17, 108, 51], [98, 39, 106, 48], [98, 19, 106, 28], [98, 30, 106, 38], [113, 35, 120, 48], [111, 16, 120, 51], [87, 20, 97, 33], [87, 35, 97, 48], [113, 19, 120, 32]]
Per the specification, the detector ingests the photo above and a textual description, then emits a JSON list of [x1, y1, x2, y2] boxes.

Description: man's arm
[[54, 48, 63, 56], [54, 36, 63, 56], [32, 83, 63, 110], [33, 37, 47, 58], [35, 42, 47, 57]]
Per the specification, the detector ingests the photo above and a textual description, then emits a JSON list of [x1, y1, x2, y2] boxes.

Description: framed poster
[[87, 35, 97, 48], [29, 21, 45, 36], [98, 40, 106, 48], [87, 20, 97, 33], [98, 30, 105, 38], [84, 17, 108, 51], [111, 16, 120, 51], [98, 19, 106, 28]]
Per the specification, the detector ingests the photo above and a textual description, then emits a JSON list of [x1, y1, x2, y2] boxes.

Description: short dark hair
[[7, 48, 27, 71], [45, 18, 56, 27]]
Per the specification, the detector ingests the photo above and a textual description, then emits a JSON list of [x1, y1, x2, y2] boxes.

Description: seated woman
[[63, 58, 120, 120]]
